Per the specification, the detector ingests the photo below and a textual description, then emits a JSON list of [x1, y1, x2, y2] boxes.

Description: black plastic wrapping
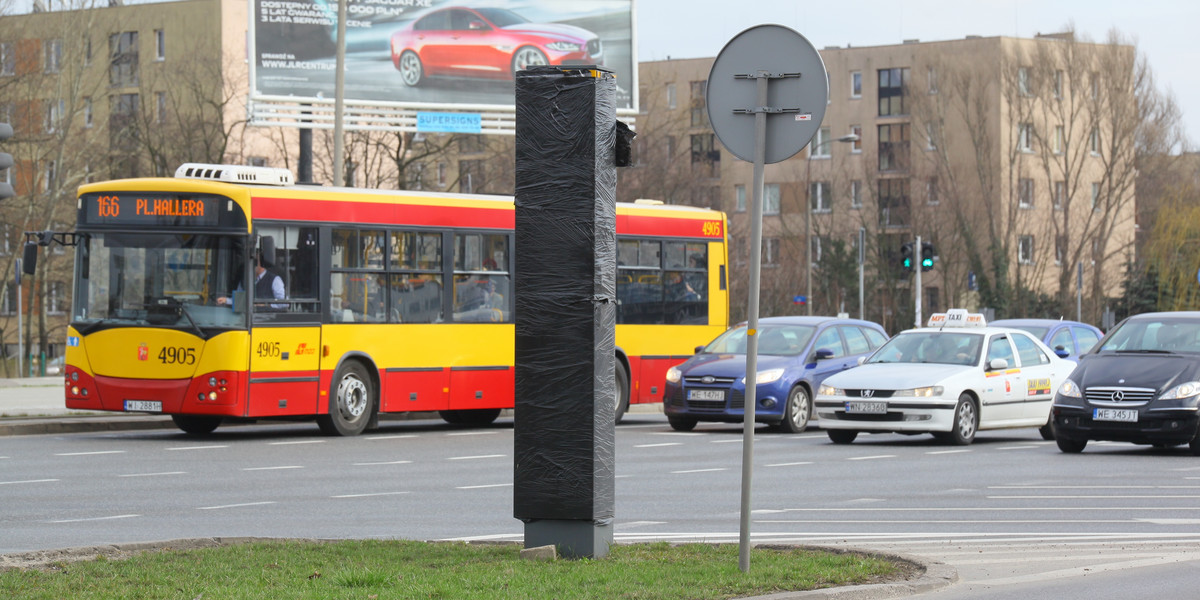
[[513, 66, 617, 524]]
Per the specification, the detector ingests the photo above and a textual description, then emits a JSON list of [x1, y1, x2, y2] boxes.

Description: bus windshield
[[73, 232, 248, 334]]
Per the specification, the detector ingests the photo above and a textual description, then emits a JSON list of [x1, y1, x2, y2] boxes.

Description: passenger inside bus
[[218, 253, 287, 311]]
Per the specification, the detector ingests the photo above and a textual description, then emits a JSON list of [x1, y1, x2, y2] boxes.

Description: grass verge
[[0, 539, 913, 599]]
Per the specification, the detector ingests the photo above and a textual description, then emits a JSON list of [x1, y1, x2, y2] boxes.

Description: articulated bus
[[52, 164, 729, 435]]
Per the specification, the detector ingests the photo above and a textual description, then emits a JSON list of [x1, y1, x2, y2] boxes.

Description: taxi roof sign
[[928, 309, 986, 328]]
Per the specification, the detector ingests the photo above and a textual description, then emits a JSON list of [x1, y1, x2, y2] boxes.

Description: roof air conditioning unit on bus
[[174, 163, 294, 186]]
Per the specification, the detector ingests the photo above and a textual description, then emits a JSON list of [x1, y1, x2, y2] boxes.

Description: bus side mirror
[[21, 241, 37, 275]]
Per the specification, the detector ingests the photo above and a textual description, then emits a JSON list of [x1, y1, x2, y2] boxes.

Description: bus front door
[[248, 326, 322, 417]]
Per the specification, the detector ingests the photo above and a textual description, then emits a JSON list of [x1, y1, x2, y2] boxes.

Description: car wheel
[[1056, 436, 1087, 453], [1038, 419, 1055, 440], [827, 429, 858, 444], [512, 46, 548, 74], [946, 394, 978, 445], [776, 386, 811, 434], [614, 363, 630, 425], [171, 414, 221, 435], [398, 50, 424, 86], [668, 416, 697, 432], [317, 362, 375, 436]]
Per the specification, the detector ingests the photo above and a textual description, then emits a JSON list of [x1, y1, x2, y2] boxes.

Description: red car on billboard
[[389, 6, 604, 86]]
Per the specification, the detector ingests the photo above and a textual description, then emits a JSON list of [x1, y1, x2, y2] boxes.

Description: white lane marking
[[758, 506, 1200, 513], [55, 450, 126, 456], [976, 554, 1199, 586], [620, 521, 667, 529], [991, 485, 1200, 489], [757, 519, 1135, 524], [991, 495, 1200, 499], [0, 478, 59, 485], [926, 449, 973, 455], [996, 445, 1039, 450], [635, 443, 682, 448], [1171, 466, 1200, 472], [446, 431, 497, 437], [653, 432, 704, 437], [168, 445, 228, 451], [457, 483, 513, 489], [242, 466, 304, 471], [766, 462, 813, 467], [711, 439, 743, 444], [847, 455, 895, 461], [0, 456, 9, 459], [119, 471, 186, 478], [443, 533, 523, 541], [671, 468, 727, 474], [1137, 518, 1200, 525], [448, 454, 506, 461], [353, 460, 413, 466], [197, 501, 276, 510], [268, 440, 326, 446], [47, 514, 140, 523], [332, 491, 412, 498], [365, 435, 417, 441]]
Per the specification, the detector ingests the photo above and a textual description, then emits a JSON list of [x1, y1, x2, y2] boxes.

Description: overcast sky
[[636, 0, 1200, 149]]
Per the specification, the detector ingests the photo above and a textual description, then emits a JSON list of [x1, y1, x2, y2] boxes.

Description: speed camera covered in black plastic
[[513, 66, 617, 557]]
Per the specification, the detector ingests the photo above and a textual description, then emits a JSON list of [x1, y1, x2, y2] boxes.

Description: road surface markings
[[47, 514, 140, 523], [447, 431, 497, 437], [926, 449, 973, 455], [756, 518, 1135, 524], [766, 462, 813, 467], [757, 506, 1200, 513], [332, 491, 412, 498], [991, 485, 1200, 489], [619, 521, 668, 529], [448, 454, 506, 461], [268, 440, 326, 446], [353, 460, 413, 466], [654, 432, 704, 437], [197, 501, 276, 510], [991, 494, 1200, 499], [457, 483, 513, 489], [0, 478, 59, 486], [996, 445, 1039, 451], [711, 439, 742, 444], [671, 468, 727, 474], [55, 450, 125, 456], [168, 445, 228, 451], [635, 443, 682, 448], [847, 455, 895, 461], [242, 465, 304, 471], [119, 471, 186, 478], [365, 434, 417, 441]]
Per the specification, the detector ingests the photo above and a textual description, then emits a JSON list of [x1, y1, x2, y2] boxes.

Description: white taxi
[[816, 309, 1075, 445]]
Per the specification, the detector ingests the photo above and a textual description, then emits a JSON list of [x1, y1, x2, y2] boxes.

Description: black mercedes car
[[1052, 312, 1200, 454]]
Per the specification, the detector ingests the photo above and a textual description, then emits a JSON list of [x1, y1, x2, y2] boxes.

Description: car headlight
[[1160, 381, 1200, 400], [545, 41, 582, 52], [666, 367, 682, 384], [892, 386, 943, 397], [1057, 379, 1083, 398], [740, 368, 784, 385], [818, 385, 843, 396]]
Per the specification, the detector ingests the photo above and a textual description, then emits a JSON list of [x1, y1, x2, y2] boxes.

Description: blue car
[[664, 316, 889, 433], [989, 319, 1103, 362]]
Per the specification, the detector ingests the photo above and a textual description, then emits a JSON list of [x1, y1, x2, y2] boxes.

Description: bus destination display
[[80, 192, 245, 228]]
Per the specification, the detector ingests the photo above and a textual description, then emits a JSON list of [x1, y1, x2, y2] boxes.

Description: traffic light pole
[[914, 235, 922, 329]]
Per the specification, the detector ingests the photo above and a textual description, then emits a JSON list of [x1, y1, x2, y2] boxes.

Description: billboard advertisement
[[251, 0, 636, 111]]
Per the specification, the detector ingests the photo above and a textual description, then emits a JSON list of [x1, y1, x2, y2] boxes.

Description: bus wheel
[[318, 362, 375, 436], [614, 363, 630, 425], [171, 414, 221, 435], [439, 409, 500, 426]]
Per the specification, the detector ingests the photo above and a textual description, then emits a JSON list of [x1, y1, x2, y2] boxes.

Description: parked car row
[[663, 309, 1200, 456]]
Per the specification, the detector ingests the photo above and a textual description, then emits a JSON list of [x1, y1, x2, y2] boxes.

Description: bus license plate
[[688, 389, 725, 401], [124, 400, 162, 413], [845, 401, 887, 414], [1094, 408, 1137, 422]]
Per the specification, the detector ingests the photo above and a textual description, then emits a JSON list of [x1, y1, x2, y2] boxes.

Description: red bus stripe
[[253, 197, 515, 229]]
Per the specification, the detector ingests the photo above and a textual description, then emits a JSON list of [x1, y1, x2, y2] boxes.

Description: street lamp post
[[805, 133, 858, 315]]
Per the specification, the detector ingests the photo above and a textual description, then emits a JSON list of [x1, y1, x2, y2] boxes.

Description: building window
[[1018, 178, 1034, 208], [85, 97, 93, 128], [1090, 72, 1099, 100], [925, 286, 940, 314], [43, 99, 64, 134], [735, 184, 746, 212], [850, 125, 862, 152], [877, 67, 909, 116], [1091, 182, 1101, 211], [1053, 125, 1064, 154], [1018, 123, 1034, 152], [810, 181, 831, 212], [666, 83, 676, 109], [811, 236, 823, 264], [1054, 70, 1064, 98], [925, 122, 938, 151], [1018, 66, 1032, 96], [109, 93, 139, 156], [110, 31, 139, 87], [665, 135, 676, 162], [850, 180, 862, 209], [1089, 127, 1100, 155], [155, 91, 167, 124], [878, 123, 910, 171], [927, 66, 938, 94], [763, 237, 779, 266], [851, 71, 862, 98], [248, 156, 267, 167], [48, 281, 66, 314], [1055, 235, 1066, 265], [44, 39, 62, 73], [155, 29, 165, 61], [926, 177, 939, 205], [437, 162, 446, 186], [1018, 235, 1034, 265], [878, 178, 910, 228], [42, 160, 56, 192], [690, 133, 719, 178], [690, 80, 708, 127], [810, 126, 830, 158], [0, 42, 13, 76], [764, 183, 781, 215], [1054, 181, 1065, 210]]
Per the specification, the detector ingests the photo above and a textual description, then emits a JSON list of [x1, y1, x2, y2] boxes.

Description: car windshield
[[703, 324, 815, 356], [866, 331, 983, 366], [474, 7, 528, 27], [1098, 317, 1200, 353], [73, 232, 249, 334]]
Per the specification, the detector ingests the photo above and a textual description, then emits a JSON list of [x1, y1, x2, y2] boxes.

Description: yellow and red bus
[[51, 164, 729, 435]]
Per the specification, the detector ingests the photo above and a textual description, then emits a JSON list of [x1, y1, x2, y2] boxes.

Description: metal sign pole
[[858, 227, 865, 320], [914, 235, 922, 328], [15, 259, 22, 378]]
